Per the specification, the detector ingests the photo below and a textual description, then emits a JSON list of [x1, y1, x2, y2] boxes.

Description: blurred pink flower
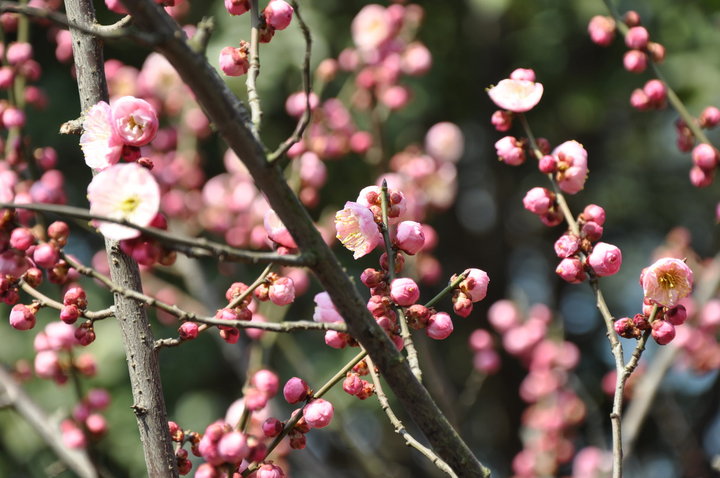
[[641, 257, 693, 307], [488, 78, 544, 113], [335, 201, 382, 259], [87, 163, 160, 240], [313, 292, 344, 323], [352, 4, 392, 52]]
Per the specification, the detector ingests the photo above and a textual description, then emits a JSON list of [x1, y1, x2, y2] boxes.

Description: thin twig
[[19, 280, 115, 321], [246, 0, 262, 134], [366, 356, 458, 477], [0, 202, 314, 267], [268, 0, 313, 161], [0, 2, 154, 43]]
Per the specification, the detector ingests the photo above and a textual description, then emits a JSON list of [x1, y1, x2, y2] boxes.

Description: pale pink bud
[[487, 300, 521, 333], [343, 373, 364, 396], [473, 349, 500, 374], [581, 221, 604, 241], [394, 220, 425, 255], [252, 369, 279, 396], [219, 45, 249, 77], [461, 268, 490, 302], [9, 304, 36, 330], [623, 49, 647, 73], [33, 243, 59, 269], [380, 85, 411, 110], [269, 277, 295, 306], [60, 305, 80, 324], [6, 42, 32, 65], [523, 187, 554, 215], [700, 106, 720, 129], [401, 42, 432, 76], [643, 79, 666, 104], [469, 329, 493, 352], [262, 417, 283, 437], [640, 257, 693, 307], [556, 257, 586, 283], [554, 140, 588, 194], [491, 110, 513, 132], [225, 0, 250, 15], [588, 242, 622, 277], [426, 312, 453, 340], [0, 66, 14, 89], [111, 96, 158, 147], [588, 15, 615, 46], [87, 388, 111, 409], [390, 277, 420, 306], [263, 209, 298, 249], [2, 107, 25, 128], [624, 26, 649, 49], [264, 0, 293, 30], [256, 463, 286, 478], [324, 330, 350, 349], [283, 377, 309, 404], [179, 321, 199, 340], [690, 165, 713, 187], [303, 399, 334, 428], [34, 350, 60, 378], [10, 227, 35, 251], [630, 88, 650, 110], [554, 234, 580, 258], [488, 78, 544, 113], [86, 414, 107, 435], [313, 292, 344, 323], [692, 143, 718, 170], [651, 319, 675, 345], [244, 387, 269, 411], [495, 136, 525, 166], [217, 431, 249, 464], [582, 204, 606, 225], [64, 287, 87, 309]]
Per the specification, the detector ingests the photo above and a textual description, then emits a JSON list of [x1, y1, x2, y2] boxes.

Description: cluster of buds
[[588, 11, 665, 73], [33, 321, 97, 384], [253, 272, 296, 306], [118, 213, 177, 268], [62, 388, 112, 449], [168, 421, 201, 475], [1, 219, 73, 308], [342, 360, 375, 400], [553, 204, 622, 283], [279, 377, 334, 450], [468, 329, 500, 375], [615, 257, 694, 345], [212, 281, 257, 344], [220, 0, 294, 76]]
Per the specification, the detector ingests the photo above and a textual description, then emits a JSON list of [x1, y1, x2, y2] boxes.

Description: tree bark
[[64, 1, 178, 476], [119, 1, 489, 475]]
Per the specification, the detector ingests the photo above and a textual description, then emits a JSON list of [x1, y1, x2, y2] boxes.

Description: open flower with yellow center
[[640, 257, 693, 307], [87, 163, 160, 241], [335, 201, 382, 259]]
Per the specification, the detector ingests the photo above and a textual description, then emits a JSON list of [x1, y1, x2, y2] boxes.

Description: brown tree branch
[[117, 1, 488, 475], [64, 0, 177, 476]]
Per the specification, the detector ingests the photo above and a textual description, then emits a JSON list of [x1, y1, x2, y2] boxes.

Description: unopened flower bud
[[303, 399, 334, 428], [283, 377, 309, 404], [426, 312, 453, 340], [651, 319, 675, 345]]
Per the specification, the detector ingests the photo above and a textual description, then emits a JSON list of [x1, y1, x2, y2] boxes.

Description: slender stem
[[425, 271, 468, 309], [366, 356, 458, 477], [246, 0, 262, 134], [0, 202, 313, 267], [19, 280, 115, 320]]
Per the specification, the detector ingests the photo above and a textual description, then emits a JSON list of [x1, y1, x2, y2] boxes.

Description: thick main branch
[[118, 0, 488, 475]]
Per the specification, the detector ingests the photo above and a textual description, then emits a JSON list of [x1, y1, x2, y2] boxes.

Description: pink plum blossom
[[640, 257, 693, 307], [523, 187, 554, 215], [80, 101, 123, 170], [556, 257, 586, 283], [487, 78, 544, 113], [268, 277, 295, 306], [554, 234, 580, 258], [87, 163, 161, 241], [313, 292, 344, 323], [587, 242, 622, 277], [553, 140, 588, 194], [110, 96, 158, 147], [495, 136, 525, 165], [9, 304, 36, 330], [335, 201, 382, 259]]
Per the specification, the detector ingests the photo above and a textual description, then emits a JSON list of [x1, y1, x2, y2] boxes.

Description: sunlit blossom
[[80, 101, 123, 170], [335, 201, 382, 259], [487, 78, 544, 113], [87, 163, 160, 241], [640, 257, 693, 307]]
